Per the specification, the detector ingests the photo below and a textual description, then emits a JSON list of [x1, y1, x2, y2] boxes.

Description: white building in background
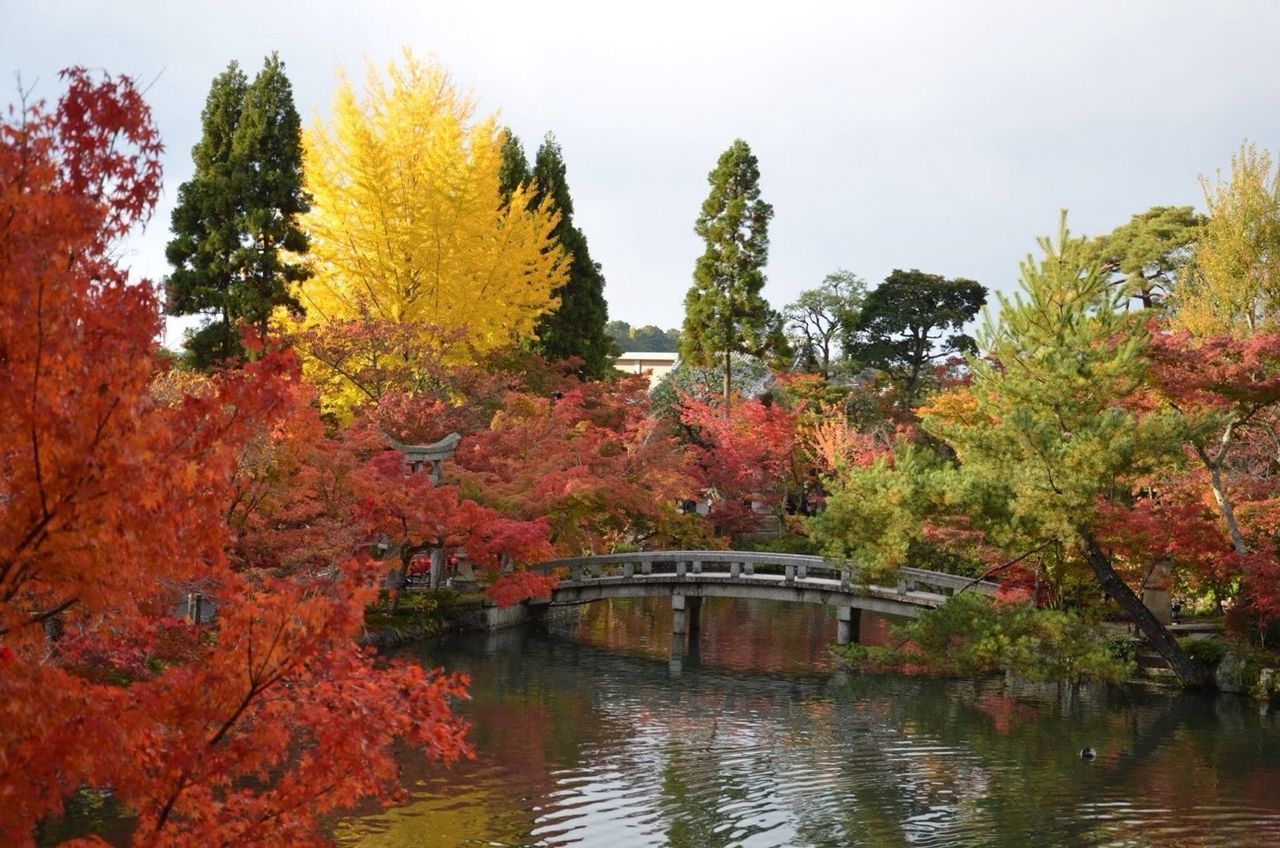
[[614, 351, 678, 387]]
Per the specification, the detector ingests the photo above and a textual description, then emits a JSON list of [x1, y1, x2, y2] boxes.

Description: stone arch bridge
[[523, 550, 998, 645]]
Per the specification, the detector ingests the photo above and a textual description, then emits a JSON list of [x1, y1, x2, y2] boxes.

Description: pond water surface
[[335, 597, 1280, 847]]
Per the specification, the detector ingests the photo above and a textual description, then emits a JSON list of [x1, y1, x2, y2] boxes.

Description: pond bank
[[362, 594, 577, 649]]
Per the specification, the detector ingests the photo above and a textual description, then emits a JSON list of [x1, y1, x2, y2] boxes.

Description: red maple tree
[[679, 391, 808, 535], [454, 375, 709, 555], [0, 70, 471, 845]]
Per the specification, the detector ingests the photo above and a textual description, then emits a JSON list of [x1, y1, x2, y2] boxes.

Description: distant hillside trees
[[608, 320, 681, 352]]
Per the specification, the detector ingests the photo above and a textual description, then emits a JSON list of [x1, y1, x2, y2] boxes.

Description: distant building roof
[[615, 351, 679, 387], [617, 351, 678, 360]]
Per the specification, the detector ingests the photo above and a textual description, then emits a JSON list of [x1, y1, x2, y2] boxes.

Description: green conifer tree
[[680, 139, 786, 411], [922, 213, 1209, 686], [166, 53, 310, 369], [497, 128, 531, 198], [528, 135, 614, 378]]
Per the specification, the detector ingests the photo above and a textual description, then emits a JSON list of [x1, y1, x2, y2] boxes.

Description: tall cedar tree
[[850, 269, 986, 410], [166, 54, 310, 368], [498, 132, 614, 378], [681, 139, 786, 411]]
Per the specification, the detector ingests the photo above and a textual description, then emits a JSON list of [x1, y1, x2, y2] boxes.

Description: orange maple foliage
[[454, 375, 709, 555], [679, 393, 808, 534], [1, 70, 470, 846]]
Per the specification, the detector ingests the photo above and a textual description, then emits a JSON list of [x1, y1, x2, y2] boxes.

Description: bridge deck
[[524, 550, 996, 621]]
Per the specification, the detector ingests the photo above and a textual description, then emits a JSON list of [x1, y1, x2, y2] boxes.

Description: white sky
[[6, 0, 1280, 341]]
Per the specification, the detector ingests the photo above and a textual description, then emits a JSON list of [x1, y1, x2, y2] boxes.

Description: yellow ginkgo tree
[[1176, 142, 1280, 337], [294, 50, 566, 413]]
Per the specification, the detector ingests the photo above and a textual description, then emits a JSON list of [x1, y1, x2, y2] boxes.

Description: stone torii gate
[[386, 431, 460, 485], [385, 431, 460, 589]]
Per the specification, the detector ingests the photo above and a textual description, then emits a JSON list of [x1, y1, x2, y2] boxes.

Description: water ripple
[[336, 601, 1280, 847]]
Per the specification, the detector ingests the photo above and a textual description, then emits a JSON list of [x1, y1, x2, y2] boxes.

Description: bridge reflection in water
[[337, 597, 1280, 848], [525, 550, 998, 653]]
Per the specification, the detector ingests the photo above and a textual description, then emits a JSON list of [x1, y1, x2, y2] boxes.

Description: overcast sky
[[6, 1, 1280, 342]]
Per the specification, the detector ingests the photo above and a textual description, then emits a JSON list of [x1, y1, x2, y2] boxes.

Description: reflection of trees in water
[[340, 610, 1280, 847], [822, 676, 1280, 845]]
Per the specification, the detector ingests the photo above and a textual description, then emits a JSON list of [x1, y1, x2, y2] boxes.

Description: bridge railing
[[526, 550, 997, 598]]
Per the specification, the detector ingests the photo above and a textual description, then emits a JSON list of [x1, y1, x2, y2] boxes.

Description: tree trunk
[[429, 547, 445, 590], [1193, 442, 1248, 555], [723, 348, 732, 418], [1076, 526, 1211, 688], [388, 557, 406, 613]]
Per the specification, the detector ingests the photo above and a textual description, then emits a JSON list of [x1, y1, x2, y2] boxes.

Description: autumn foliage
[[296, 50, 566, 405], [0, 71, 472, 845], [455, 374, 709, 554], [679, 392, 806, 533]]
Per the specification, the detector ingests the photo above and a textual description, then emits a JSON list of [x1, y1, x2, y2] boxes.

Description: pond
[[335, 597, 1280, 847]]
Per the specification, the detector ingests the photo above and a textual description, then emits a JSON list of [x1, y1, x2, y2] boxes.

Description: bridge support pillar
[[836, 605, 860, 645], [669, 634, 685, 676], [672, 593, 692, 635]]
